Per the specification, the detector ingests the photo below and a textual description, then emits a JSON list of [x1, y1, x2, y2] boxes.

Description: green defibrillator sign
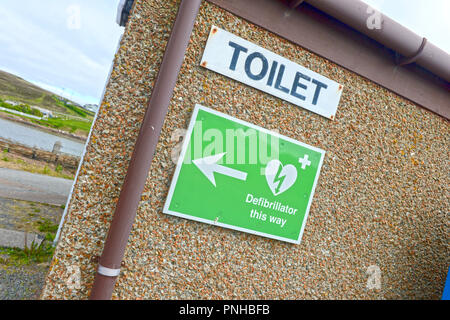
[[163, 104, 325, 244]]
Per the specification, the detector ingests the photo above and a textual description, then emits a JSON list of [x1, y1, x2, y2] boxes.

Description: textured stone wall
[[42, 0, 449, 299]]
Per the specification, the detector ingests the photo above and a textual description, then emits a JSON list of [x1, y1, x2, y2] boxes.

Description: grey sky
[[0, 0, 124, 105], [0, 1, 448, 107], [362, 0, 450, 54]]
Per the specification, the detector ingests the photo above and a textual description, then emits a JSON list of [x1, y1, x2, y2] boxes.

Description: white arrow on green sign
[[163, 104, 325, 244], [193, 152, 247, 186]]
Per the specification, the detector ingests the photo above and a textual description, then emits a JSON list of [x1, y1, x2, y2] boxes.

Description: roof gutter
[[89, 0, 202, 300], [294, 0, 450, 82]]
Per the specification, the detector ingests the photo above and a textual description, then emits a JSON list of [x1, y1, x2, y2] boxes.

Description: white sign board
[[201, 26, 344, 119]]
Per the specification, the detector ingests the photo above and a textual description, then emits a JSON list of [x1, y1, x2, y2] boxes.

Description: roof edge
[[206, 0, 450, 119]]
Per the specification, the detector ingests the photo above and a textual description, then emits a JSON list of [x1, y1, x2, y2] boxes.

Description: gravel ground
[[0, 197, 63, 233], [42, 0, 449, 300], [0, 197, 62, 300], [0, 258, 49, 300]]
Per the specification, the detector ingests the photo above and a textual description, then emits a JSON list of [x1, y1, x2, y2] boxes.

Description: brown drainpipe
[[89, 0, 202, 300], [300, 0, 450, 82]]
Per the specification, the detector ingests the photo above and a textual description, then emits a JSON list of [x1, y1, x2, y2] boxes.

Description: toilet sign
[[163, 104, 325, 244], [200, 26, 343, 119]]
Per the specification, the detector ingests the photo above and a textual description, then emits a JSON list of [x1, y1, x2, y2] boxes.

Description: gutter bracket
[[396, 37, 427, 66]]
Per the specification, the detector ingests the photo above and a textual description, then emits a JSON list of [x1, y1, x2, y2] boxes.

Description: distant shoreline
[[0, 112, 87, 142]]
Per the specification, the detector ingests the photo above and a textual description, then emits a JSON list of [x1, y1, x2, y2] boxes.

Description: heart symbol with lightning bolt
[[265, 159, 298, 196]]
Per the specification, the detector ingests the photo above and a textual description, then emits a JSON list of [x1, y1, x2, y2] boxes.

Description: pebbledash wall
[[42, 0, 449, 299]]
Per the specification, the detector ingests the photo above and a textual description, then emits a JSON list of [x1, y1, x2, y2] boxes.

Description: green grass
[[52, 96, 91, 118], [42, 165, 50, 175], [30, 117, 92, 134], [52, 95, 95, 119], [0, 107, 92, 135], [0, 154, 75, 180], [2, 150, 8, 161], [0, 99, 43, 117], [0, 218, 58, 265], [36, 218, 59, 234], [0, 242, 54, 265]]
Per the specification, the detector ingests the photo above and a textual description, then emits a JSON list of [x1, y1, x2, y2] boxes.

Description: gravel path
[[0, 197, 62, 300], [0, 261, 49, 300]]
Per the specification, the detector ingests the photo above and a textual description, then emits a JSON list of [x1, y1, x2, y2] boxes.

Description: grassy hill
[[0, 69, 94, 137], [0, 69, 94, 118]]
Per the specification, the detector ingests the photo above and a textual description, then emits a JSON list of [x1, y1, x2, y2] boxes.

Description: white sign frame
[[163, 104, 325, 244], [201, 26, 343, 119]]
